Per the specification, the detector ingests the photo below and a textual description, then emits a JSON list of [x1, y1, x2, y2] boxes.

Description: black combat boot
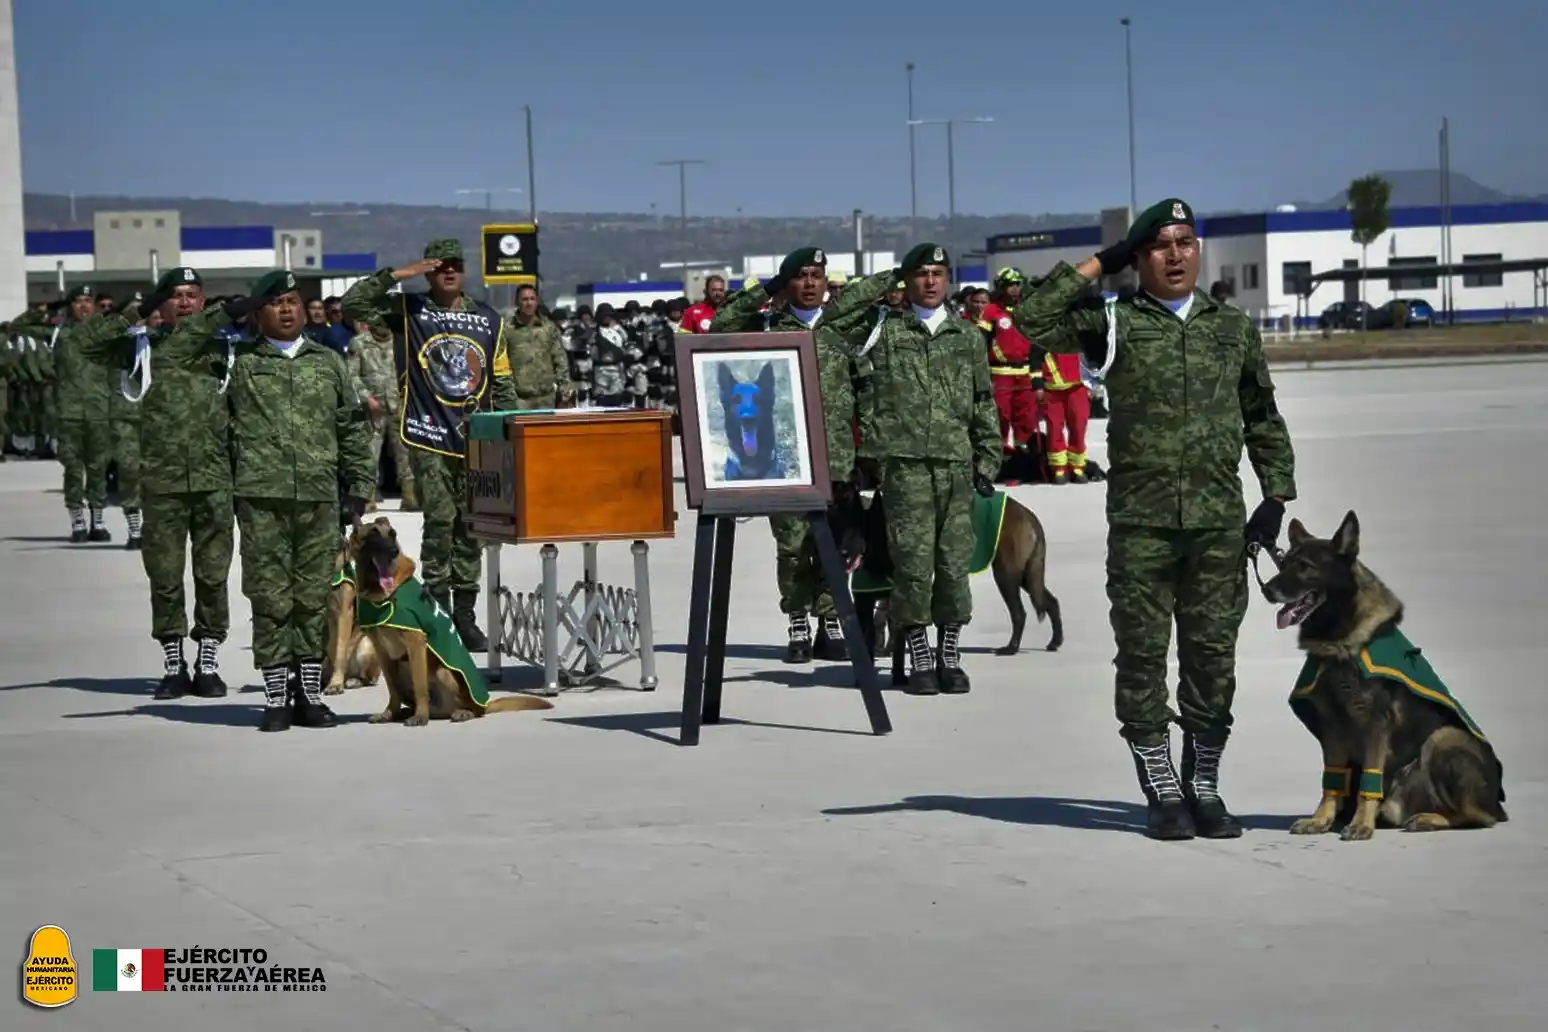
[[87, 507, 112, 543], [258, 666, 292, 732], [936, 622, 970, 693], [783, 613, 812, 664], [124, 508, 143, 551], [290, 661, 338, 728], [1182, 730, 1242, 839], [190, 638, 227, 698], [813, 615, 848, 661], [902, 626, 938, 695], [1128, 738, 1196, 840], [452, 590, 488, 653], [155, 639, 192, 700], [68, 507, 88, 544]]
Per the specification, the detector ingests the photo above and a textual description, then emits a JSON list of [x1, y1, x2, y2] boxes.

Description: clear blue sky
[[14, 0, 1544, 217]]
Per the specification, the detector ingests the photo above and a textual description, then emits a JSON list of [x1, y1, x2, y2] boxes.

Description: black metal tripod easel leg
[[702, 516, 737, 725], [679, 513, 718, 746], [808, 511, 892, 736]]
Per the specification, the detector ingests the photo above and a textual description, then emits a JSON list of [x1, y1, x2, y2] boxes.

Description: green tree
[[1347, 175, 1391, 330]]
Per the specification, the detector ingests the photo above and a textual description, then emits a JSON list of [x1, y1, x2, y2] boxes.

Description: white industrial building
[[988, 202, 1548, 328]]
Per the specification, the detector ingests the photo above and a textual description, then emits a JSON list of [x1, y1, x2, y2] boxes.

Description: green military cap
[[900, 242, 950, 274], [251, 269, 300, 298], [423, 238, 463, 262], [892, 279, 905, 291], [777, 246, 826, 279], [155, 266, 202, 293], [994, 266, 1025, 286], [66, 284, 93, 301], [1125, 197, 1195, 250]]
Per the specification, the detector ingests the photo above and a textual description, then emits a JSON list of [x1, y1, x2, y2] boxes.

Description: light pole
[[907, 117, 993, 241], [657, 159, 706, 295], [523, 105, 538, 223], [1121, 17, 1137, 214], [906, 62, 917, 232]]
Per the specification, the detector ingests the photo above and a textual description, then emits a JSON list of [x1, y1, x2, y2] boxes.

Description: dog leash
[[1246, 541, 1285, 594]]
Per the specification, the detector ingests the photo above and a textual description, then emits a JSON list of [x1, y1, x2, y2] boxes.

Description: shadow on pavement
[[654, 642, 789, 662], [548, 709, 875, 746], [0, 676, 158, 695], [822, 795, 1300, 835], [63, 702, 376, 728]]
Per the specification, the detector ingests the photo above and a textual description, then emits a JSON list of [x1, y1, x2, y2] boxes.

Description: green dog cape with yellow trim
[[1290, 625, 1486, 741], [342, 564, 490, 708], [850, 490, 1008, 595]]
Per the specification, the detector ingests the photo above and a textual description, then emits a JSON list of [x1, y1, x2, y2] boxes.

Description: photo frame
[[673, 331, 832, 516]]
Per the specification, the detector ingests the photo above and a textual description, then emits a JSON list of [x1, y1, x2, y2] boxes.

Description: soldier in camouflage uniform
[[77, 267, 240, 700], [13, 286, 126, 542], [711, 246, 854, 662], [505, 284, 574, 409], [0, 323, 11, 459], [164, 269, 374, 731], [587, 304, 629, 407], [823, 246, 1002, 695], [1013, 198, 1297, 841], [342, 239, 519, 652], [347, 317, 419, 511]]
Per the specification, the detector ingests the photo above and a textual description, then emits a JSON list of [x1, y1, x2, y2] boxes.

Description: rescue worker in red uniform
[[982, 268, 1040, 455], [679, 274, 728, 333], [1034, 333, 1092, 484]]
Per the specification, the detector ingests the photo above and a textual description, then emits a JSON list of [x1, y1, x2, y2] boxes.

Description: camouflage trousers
[[143, 489, 234, 642], [111, 419, 142, 511], [408, 448, 481, 596], [769, 513, 834, 617], [367, 413, 415, 493], [236, 497, 337, 668], [0, 382, 8, 443], [57, 419, 111, 508], [882, 458, 974, 629], [1106, 524, 1249, 746]]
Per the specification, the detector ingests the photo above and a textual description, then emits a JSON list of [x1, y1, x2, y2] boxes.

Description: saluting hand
[[391, 258, 443, 282]]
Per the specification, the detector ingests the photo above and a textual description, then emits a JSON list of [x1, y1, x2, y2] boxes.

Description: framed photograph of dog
[[673, 331, 831, 516]]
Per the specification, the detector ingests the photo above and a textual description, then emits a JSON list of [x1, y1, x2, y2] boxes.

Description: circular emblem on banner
[[418, 333, 486, 404], [997, 316, 1012, 330], [498, 234, 521, 257]]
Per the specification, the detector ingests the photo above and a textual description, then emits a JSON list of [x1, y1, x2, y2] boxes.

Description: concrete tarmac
[[3, 362, 1546, 1031]]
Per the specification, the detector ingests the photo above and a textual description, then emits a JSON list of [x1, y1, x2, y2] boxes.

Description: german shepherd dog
[[324, 538, 381, 695], [1262, 510, 1506, 840], [833, 485, 1063, 686], [348, 516, 554, 726], [718, 362, 781, 480]]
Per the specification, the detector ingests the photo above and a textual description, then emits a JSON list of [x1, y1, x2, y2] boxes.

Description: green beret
[[155, 267, 202, 293], [1125, 197, 1195, 249], [66, 284, 93, 301], [423, 238, 463, 262], [900, 243, 950, 274], [251, 269, 300, 299], [778, 246, 826, 279]]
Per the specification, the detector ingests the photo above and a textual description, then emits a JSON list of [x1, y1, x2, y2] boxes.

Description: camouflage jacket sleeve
[[344, 344, 369, 402], [153, 307, 237, 369], [72, 313, 137, 367], [10, 310, 51, 338], [486, 320, 519, 411], [546, 322, 573, 398], [1238, 324, 1297, 502], [330, 351, 377, 499], [820, 270, 897, 346], [707, 285, 771, 332], [340, 269, 404, 336], [968, 348, 1002, 479], [814, 322, 856, 482], [1010, 261, 1109, 364]]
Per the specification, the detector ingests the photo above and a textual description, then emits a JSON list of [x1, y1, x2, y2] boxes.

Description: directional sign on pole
[[481, 224, 539, 284]]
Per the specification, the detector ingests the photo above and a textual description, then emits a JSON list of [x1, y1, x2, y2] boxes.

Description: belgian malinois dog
[[834, 485, 1063, 686], [1261, 510, 1506, 840], [348, 516, 554, 726], [324, 538, 381, 695]]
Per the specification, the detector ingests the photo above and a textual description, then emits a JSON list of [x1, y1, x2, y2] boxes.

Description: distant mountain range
[[21, 171, 1543, 292]]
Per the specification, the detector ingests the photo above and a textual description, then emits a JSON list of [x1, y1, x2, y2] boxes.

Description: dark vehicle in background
[[1317, 301, 1375, 331], [1367, 298, 1435, 329]]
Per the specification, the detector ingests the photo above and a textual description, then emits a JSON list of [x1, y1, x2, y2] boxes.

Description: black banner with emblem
[[397, 294, 506, 457], [480, 224, 540, 284]]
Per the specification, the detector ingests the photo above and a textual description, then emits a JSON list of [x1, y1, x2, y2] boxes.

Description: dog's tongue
[[741, 428, 758, 456], [378, 574, 396, 594], [846, 554, 862, 574], [1276, 604, 1297, 630]]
